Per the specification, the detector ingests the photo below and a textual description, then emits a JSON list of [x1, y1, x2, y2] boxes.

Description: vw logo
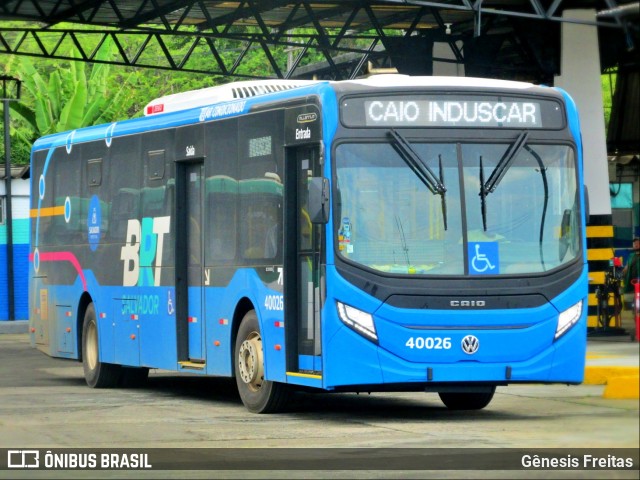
[[461, 335, 480, 355]]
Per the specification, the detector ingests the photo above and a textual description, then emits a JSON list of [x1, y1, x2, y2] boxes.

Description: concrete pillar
[[554, 9, 611, 217], [554, 9, 616, 331], [432, 42, 464, 77]]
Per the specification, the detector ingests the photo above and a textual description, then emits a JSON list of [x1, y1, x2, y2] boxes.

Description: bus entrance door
[[176, 161, 206, 365], [285, 146, 323, 375]]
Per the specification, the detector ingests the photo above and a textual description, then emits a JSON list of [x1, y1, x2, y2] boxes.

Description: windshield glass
[[334, 141, 579, 276]]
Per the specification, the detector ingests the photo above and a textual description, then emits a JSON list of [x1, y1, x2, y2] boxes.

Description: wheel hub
[[238, 333, 264, 391], [86, 322, 98, 370]]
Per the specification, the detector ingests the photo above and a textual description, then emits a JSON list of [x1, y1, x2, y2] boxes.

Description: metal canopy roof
[[0, 1, 637, 82], [0, 0, 638, 152]]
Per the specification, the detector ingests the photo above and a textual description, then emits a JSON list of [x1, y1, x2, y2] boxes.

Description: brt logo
[[120, 216, 171, 286]]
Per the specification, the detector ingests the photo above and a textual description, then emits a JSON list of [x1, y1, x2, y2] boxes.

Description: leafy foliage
[[1, 26, 218, 165], [601, 72, 616, 133]]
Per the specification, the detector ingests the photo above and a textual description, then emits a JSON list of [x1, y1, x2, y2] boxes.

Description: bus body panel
[[323, 303, 587, 388], [321, 265, 587, 389]]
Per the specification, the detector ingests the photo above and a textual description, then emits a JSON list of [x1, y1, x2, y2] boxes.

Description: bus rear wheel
[[234, 310, 289, 413], [438, 387, 496, 410], [82, 303, 121, 388]]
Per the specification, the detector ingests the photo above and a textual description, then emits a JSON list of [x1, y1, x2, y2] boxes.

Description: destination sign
[[341, 95, 564, 129]]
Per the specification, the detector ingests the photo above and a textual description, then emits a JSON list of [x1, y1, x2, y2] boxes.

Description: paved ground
[[0, 314, 637, 479]]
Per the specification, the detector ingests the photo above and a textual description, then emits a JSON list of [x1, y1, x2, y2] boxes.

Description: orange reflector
[[30, 327, 36, 333], [275, 344, 282, 351], [130, 334, 136, 340], [214, 340, 221, 347], [65, 327, 71, 333]]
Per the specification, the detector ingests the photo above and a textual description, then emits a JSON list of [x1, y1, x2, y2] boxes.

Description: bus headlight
[[336, 301, 378, 343], [555, 300, 583, 340]]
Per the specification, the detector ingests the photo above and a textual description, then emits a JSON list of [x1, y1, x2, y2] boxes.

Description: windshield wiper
[[395, 215, 411, 268], [479, 131, 530, 231], [388, 129, 448, 230], [525, 145, 549, 270]]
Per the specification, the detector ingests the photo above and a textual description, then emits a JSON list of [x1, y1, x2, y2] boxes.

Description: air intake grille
[[231, 83, 302, 99]]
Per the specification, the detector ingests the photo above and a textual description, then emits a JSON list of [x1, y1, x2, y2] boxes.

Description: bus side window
[[141, 185, 166, 218], [240, 177, 282, 261], [206, 175, 238, 262], [111, 188, 140, 240]]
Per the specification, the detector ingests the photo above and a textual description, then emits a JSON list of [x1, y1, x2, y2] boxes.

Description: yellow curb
[[603, 376, 640, 399], [583, 366, 639, 385]]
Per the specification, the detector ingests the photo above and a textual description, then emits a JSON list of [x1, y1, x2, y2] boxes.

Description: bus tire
[[438, 387, 496, 410], [234, 310, 289, 413], [82, 303, 121, 388]]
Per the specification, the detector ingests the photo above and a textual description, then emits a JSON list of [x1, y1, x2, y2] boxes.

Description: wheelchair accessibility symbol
[[167, 289, 175, 315], [468, 242, 499, 275]]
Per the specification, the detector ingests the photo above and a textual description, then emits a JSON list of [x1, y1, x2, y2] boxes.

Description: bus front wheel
[[438, 387, 496, 410], [234, 310, 289, 413], [82, 303, 121, 388]]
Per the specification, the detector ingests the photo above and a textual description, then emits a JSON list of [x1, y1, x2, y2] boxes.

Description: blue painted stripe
[[0, 243, 29, 320]]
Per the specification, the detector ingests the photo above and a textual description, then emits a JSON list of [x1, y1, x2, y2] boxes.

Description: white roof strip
[[144, 75, 541, 117], [144, 79, 318, 116], [352, 74, 537, 90]]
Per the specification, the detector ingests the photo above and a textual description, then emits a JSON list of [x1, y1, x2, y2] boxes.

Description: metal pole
[[3, 99, 15, 320]]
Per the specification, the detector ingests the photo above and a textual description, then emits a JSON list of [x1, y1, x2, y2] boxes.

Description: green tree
[[601, 72, 616, 134], [8, 38, 130, 155], [1, 54, 32, 166]]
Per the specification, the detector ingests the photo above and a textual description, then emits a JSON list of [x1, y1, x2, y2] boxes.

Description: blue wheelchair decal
[[468, 242, 499, 275]]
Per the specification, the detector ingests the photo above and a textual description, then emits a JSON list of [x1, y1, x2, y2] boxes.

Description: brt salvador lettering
[[120, 216, 170, 286], [121, 295, 160, 316]]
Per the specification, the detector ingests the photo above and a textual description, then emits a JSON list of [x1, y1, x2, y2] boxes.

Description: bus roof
[[144, 79, 320, 116], [144, 76, 540, 117], [32, 75, 553, 152], [348, 74, 539, 90]]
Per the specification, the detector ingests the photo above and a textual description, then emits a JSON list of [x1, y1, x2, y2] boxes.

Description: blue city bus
[[29, 76, 588, 413]]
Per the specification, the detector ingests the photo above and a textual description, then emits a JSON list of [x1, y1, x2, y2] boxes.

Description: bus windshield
[[334, 140, 580, 275]]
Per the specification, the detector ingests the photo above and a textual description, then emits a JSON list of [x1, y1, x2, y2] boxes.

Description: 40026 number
[[405, 337, 452, 350], [264, 295, 284, 311]]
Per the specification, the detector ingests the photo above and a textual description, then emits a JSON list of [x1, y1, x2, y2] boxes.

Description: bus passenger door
[[285, 146, 323, 374], [176, 161, 205, 364]]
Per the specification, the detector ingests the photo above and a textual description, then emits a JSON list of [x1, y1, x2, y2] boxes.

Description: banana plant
[[9, 37, 130, 142]]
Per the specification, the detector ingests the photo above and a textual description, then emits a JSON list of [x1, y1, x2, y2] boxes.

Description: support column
[[554, 9, 614, 330], [432, 41, 464, 77], [3, 98, 15, 321]]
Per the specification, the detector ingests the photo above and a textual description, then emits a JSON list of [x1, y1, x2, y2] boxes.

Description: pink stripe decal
[[29, 251, 87, 291]]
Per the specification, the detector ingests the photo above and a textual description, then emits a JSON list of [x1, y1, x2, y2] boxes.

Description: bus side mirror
[[309, 177, 330, 224]]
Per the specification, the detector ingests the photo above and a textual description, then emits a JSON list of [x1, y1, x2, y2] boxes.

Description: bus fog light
[[555, 300, 583, 340], [337, 302, 378, 342]]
